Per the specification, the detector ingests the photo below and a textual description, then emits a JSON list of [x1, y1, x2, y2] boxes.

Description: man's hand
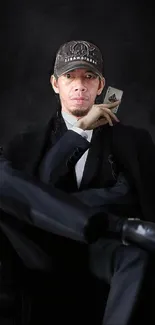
[[75, 101, 120, 130]]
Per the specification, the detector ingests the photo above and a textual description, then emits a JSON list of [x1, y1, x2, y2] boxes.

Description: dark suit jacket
[[1, 114, 155, 323], [3, 114, 155, 223]]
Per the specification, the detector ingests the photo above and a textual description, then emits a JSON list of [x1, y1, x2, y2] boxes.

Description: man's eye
[[66, 73, 71, 78], [86, 74, 96, 79]]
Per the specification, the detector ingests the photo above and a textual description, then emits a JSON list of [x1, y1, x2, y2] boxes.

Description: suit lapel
[[49, 114, 68, 146], [48, 115, 78, 192], [79, 127, 102, 190], [33, 115, 68, 175]]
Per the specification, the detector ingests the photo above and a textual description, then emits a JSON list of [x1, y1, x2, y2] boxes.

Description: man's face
[[51, 68, 105, 117]]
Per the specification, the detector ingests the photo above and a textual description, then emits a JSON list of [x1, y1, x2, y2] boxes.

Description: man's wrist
[[75, 119, 87, 130]]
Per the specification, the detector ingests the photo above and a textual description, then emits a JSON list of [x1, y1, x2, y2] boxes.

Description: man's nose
[[74, 80, 87, 92]]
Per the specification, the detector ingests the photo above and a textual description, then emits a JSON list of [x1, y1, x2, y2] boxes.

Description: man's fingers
[[99, 107, 120, 122], [91, 115, 113, 129], [102, 100, 120, 109], [76, 102, 120, 130], [91, 118, 110, 129], [93, 100, 120, 110], [101, 113, 113, 126]]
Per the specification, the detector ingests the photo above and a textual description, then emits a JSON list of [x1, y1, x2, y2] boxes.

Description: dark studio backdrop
[[0, 0, 155, 146]]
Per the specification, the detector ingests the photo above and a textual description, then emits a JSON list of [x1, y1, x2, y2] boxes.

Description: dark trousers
[[89, 238, 149, 325], [0, 157, 152, 324]]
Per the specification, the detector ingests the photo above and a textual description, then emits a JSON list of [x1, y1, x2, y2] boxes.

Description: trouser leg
[[89, 238, 149, 325]]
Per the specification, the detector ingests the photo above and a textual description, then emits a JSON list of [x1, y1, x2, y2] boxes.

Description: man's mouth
[[72, 97, 87, 100]]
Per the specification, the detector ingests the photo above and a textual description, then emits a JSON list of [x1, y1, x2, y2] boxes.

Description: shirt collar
[[62, 111, 78, 127]]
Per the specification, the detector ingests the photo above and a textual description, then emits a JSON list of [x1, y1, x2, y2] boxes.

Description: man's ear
[[50, 75, 59, 94], [97, 77, 105, 96]]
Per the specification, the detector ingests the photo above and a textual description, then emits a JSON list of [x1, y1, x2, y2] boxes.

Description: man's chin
[[69, 107, 91, 117]]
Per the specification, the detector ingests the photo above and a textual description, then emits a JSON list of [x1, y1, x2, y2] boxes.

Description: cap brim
[[56, 60, 103, 79]]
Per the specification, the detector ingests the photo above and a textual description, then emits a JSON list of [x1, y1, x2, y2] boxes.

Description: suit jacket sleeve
[[2, 127, 90, 185], [39, 129, 90, 184]]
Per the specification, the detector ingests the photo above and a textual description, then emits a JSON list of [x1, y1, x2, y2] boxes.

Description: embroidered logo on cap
[[64, 41, 98, 65]]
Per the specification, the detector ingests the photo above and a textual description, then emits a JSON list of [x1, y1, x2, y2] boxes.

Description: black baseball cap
[[53, 40, 104, 79]]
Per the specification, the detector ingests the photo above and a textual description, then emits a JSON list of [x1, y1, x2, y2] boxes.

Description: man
[[1, 40, 155, 324]]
